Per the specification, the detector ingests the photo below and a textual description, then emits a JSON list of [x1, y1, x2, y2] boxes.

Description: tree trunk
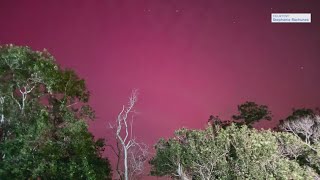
[[124, 147, 128, 180]]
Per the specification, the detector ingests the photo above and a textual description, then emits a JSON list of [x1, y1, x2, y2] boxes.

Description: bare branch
[[109, 89, 148, 180], [0, 96, 5, 123], [11, 92, 21, 110], [279, 115, 320, 152]]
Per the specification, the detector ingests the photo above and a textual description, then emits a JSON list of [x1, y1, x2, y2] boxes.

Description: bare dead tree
[[128, 142, 149, 180], [108, 89, 149, 180]]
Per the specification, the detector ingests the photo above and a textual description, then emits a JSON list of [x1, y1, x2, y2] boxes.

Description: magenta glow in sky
[[0, 0, 320, 148]]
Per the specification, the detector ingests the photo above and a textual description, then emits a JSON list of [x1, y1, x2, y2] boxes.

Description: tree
[[232, 101, 272, 127], [0, 45, 112, 179], [150, 124, 319, 179], [284, 108, 316, 121], [278, 111, 320, 174], [108, 90, 149, 180], [279, 115, 320, 145], [276, 131, 320, 175], [278, 108, 320, 145], [128, 142, 149, 180]]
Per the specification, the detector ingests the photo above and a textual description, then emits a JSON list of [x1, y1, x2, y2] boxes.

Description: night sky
[[1, 0, 320, 171]]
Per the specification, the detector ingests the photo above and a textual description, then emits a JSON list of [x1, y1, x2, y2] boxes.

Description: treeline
[[1, 45, 319, 180], [149, 102, 320, 179]]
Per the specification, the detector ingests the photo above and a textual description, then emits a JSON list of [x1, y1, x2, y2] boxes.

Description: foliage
[[0, 45, 112, 179], [278, 112, 320, 174], [285, 108, 317, 121], [232, 101, 272, 127], [279, 108, 317, 125], [279, 115, 320, 144], [150, 124, 319, 179]]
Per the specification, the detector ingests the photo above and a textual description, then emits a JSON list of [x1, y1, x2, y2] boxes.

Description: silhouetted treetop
[[232, 101, 272, 127]]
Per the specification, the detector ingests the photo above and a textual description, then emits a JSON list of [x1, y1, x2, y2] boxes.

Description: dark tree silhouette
[[232, 101, 272, 127], [285, 108, 316, 121]]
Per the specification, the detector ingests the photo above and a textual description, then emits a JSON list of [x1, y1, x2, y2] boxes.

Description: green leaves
[[150, 124, 320, 179], [0, 45, 112, 179], [232, 101, 272, 126]]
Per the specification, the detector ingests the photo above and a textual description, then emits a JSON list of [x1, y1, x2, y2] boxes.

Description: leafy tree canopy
[[232, 101, 272, 127], [0, 45, 112, 179], [285, 108, 317, 121], [150, 124, 319, 179]]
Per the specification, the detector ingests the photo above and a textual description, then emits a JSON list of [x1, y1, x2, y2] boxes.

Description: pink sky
[[1, 0, 320, 178]]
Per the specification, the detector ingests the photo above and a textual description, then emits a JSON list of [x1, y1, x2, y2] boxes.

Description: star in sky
[[232, 16, 239, 24]]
